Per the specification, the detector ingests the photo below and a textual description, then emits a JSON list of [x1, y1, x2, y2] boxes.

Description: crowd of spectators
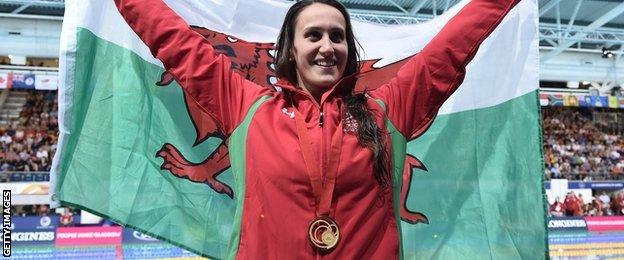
[[550, 191, 624, 217], [543, 107, 624, 181], [10, 205, 82, 217], [11, 205, 82, 227], [10, 204, 52, 216], [0, 90, 58, 181]]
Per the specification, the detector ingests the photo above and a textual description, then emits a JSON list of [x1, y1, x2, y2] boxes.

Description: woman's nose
[[318, 37, 334, 56]]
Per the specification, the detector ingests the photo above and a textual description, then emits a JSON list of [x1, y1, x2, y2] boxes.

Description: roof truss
[[1, 0, 624, 62], [346, 0, 624, 61], [0, 0, 64, 14]]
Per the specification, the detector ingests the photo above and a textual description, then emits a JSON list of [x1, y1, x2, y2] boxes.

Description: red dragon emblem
[[156, 26, 428, 225]]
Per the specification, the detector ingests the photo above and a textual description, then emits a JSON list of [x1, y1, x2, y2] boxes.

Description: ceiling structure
[[343, 0, 624, 61], [0, 0, 63, 16], [1, 0, 624, 62]]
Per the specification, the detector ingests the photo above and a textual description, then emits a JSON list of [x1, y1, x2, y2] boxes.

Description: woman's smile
[[291, 3, 348, 99]]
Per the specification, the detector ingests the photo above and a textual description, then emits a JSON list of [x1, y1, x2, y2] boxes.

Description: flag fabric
[[52, 0, 546, 259]]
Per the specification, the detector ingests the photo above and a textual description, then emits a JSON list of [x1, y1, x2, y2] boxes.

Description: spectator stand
[[541, 90, 624, 182], [543, 89, 624, 219], [0, 67, 58, 181]]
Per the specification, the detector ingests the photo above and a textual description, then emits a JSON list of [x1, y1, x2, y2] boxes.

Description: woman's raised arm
[[371, 0, 521, 139], [114, 0, 267, 135]]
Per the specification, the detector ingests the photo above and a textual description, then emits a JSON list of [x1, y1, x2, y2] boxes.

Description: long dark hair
[[275, 0, 390, 187]]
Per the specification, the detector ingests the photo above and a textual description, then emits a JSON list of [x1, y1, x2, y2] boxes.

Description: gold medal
[[294, 106, 344, 254], [308, 215, 340, 251]]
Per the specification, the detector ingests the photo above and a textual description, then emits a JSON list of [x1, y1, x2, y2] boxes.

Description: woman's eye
[[330, 32, 344, 43], [307, 31, 321, 41]]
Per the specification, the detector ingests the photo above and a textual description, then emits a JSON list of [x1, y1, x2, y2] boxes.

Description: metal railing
[[539, 23, 624, 46], [0, 0, 64, 8], [545, 170, 623, 181], [0, 171, 50, 182]]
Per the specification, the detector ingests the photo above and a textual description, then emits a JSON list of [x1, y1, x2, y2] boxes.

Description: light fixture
[[612, 86, 622, 97], [602, 47, 614, 59]]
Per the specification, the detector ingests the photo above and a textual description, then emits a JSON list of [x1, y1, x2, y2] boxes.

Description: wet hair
[[275, 0, 390, 187]]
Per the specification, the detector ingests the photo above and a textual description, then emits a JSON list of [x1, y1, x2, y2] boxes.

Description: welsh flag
[[52, 0, 546, 258]]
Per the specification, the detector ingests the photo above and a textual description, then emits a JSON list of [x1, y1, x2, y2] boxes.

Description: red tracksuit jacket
[[114, 0, 519, 258]]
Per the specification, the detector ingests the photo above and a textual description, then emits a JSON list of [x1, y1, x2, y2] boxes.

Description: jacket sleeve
[[113, 0, 267, 135], [370, 0, 520, 139]]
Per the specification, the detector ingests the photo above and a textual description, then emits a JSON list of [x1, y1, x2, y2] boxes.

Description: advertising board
[[585, 216, 624, 232], [122, 228, 160, 244], [11, 229, 55, 245], [547, 217, 588, 231], [11, 73, 35, 90], [55, 226, 122, 246]]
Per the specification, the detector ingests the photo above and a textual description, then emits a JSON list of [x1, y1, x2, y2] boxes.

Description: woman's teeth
[[314, 60, 335, 67]]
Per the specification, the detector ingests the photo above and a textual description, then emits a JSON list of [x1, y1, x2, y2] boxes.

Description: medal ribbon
[[293, 107, 343, 216]]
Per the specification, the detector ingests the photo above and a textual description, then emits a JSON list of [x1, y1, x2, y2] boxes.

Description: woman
[[114, 0, 519, 258]]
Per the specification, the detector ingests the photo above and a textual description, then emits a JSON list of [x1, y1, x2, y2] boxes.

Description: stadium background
[[0, 0, 622, 258]]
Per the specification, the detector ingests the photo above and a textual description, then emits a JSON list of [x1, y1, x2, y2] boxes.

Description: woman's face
[[292, 3, 348, 96]]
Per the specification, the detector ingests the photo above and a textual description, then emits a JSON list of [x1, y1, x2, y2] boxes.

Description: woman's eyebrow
[[302, 25, 346, 32]]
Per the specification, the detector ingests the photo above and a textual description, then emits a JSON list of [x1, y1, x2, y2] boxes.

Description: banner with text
[[55, 226, 123, 246], [35, 75, 58, 90], [585, 216, 624, 232], [11, 73, 35, 90], [11, 229, 56, 245], [540, 92, 624, 109], [11, 215, 76, 231], [547, 217, 588, 232]]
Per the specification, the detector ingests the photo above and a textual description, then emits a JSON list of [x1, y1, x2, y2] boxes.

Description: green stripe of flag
[[58, 28, 235, 258], [402, 90, 546, 259]]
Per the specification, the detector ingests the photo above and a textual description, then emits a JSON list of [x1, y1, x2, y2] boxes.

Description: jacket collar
[[275, 73, 358, 106]]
